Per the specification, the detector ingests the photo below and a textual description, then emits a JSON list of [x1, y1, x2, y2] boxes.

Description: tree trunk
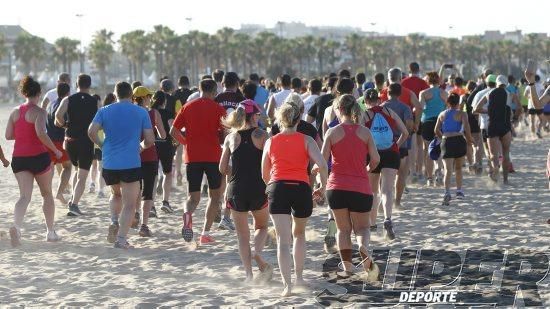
[[100, 67, 107, 94], [128, 59, 133, 81]]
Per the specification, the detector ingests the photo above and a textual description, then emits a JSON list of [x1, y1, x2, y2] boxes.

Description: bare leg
[[455, 157, 464, 190], [251, 207, 269, 268], [71, 168, 89, 206], [56, 160, 72, 204], [443, 158, 454, 192], [13, 172, 34, 228], [500, 132, 512, 183], [271, 214, 293, 296], [97, 160, 106, 193], [424, 140, 434, 180], [117, 181, 140, 241], [232, 210, 253, 280], [332, 208, 353, 271], [488, 137, 502, 181], [395, 156, 408, 206], [292, 216, 308, 285], [350, 210, 372, 271], [35, 169, 56, 231], [162, 171, 172, 202], [368, 173, 381, 227], [415, 134, 424, 176], [203, 187, 222, 233], [380, 168, 397, 221]]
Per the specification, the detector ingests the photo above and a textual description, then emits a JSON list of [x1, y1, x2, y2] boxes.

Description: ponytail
[[222, 106, 247, 131]]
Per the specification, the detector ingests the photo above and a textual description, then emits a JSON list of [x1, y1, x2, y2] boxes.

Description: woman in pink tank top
[[321, 94, 381, 281], [5, 76, 63, 247], [261, 96, 328, 297]]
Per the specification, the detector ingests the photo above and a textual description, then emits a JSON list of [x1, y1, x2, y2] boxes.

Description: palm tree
[[216, 27, 235, 70], [406, 33, 425, 64], [149, 25, 176, 79], [344, 33, 363, 70], [14, 33, 47, 74], [88, 29, 114, 91], [326, 39, 341, 73], [0, 33, 7, 61], [54, 37, 80, 74], [315, 37, 330, 75], [119, 30, 149, 81]]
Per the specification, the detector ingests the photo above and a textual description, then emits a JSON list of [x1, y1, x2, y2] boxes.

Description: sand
[[0, 102, 548, 307]]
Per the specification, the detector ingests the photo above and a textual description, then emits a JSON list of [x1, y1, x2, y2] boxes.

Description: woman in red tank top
[[261, 98, 328, 297], [133, 87, 166, 237], [321, 95, 380, 280], [5, 76, 63, 247]]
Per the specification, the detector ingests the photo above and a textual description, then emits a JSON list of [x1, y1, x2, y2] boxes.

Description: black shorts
[[266, 180, 313, 218], [368, 149, 400, 173], [102, 167, 143, 186], [399, 148, 408, 159], [487, 127, 511, 139], [94, 148, 102, 161], [327, 190, 373, 213], [186, 162, 222, 192], [227, 196, 267, 212], [441, 136, 467, 159], [528, 108, 543, 115], [421, 120, 437, 141], [11, 152, 51, 175], [141, 161, 158, 200], [522, 106, 528, 113], [467, 114, 481, 133], [66, 138, 94, 170], [156, 142, 174, 174]]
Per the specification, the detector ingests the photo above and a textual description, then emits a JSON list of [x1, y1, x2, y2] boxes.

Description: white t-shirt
[[303, 94, 319, 121], [272, 89, 292, 109], [525, 83, 545, 109], [187, 91, 200, 102], [45, 88, 58, 104], [472, 87, 492, 130]]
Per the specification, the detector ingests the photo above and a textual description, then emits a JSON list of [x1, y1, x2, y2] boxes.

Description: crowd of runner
[[3, 61, 550, 296]]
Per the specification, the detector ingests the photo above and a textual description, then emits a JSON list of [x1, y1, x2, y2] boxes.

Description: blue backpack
[[367, 106, 395, 150]]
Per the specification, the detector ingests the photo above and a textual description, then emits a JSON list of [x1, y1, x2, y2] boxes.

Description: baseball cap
[[238, 99, 260, 115], [496, 75, 507, 87], [133, 86, 153, 98], [485, 74, 497, 84]]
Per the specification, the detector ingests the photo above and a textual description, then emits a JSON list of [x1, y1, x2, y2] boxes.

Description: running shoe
[[442, 193, 452, 206], [46, 230, 61, 242], [536, 131, 543, 139], [114, 240, 134, 249], [358, 247, 380, 282], [97, 191, 105, 199], [161, 201, 174, 214], [131, 212, 140, 229], [176, 174, 183, 186], [255, 263, 274, 283], [199, 234, 215, 245], [9, 226, 21, 247], [509, 162, 516, 173], [456, 191, 465, 200], [139, 224, 152, 237], [149, 206, 157, 218], [181, 212, 193, 242], [156, 183, 163, 196], [107, 222, 119, 244], [218, 217, 235, 231], [201, 184, 208, 197], [67, 203, 83, 217], [88, 182, 95, 194], [404, 187, 410, 194], [383, 219, 396, 241], [369, 224, 378, 231], [426, 178, 434, 187]]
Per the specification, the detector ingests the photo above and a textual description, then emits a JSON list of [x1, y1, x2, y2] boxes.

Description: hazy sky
[[2, 0, 549, 45]]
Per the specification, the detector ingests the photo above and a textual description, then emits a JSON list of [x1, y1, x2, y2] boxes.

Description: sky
[[1, 0, 549, 45]]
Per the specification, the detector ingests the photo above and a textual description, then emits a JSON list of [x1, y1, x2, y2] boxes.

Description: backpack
[[428, 138, 441, 160], [366, 106, 395, 150]]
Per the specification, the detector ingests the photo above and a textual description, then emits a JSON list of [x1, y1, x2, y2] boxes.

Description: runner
[[364, 88, 409, 240], [381, 84, 414, 208], [89, 94, 102, 196], [434, 93, 473, 205], [88, 81, 155, 249], [321, 94, 380, 280], [45, 82, 72, 205], [55, 74, 99, 216], [172, 79, 226, 245], [261, 101, 328, 297], [250, 73, 270, 107], [266, 74, 292, 121], [157, 79, 177, 210], [474, 75, 513, 184], [215, 72, 246, 230], [354, 73, 366, 98], [524, 74, 545, 138], [133, 86, 166, 237], [419, 72, 447, 186], [219, 99, 273, 283], [449, 77, 466, 96], [213, 69, 225, 94], [6, 76, 62, 247], [173, 76, 193, 108], [303, 79, 322, 122], [472, 74, 498, 175], [306, 76, 338, 139], [91, 94, 116, 199], [41, 73, 70, 109]]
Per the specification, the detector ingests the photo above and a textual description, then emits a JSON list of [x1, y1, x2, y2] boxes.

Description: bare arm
[[434, 112, 444, 139], [388, 109, 409, 147], [141, 128, 155, 149], [364, 128, 379, 171], [54, 97, 69, 127], [306, 136, 328, 193], [5, 110, 16, 140], [154, 109, 166, 139], [410, 91, 422, 124], [219, 135, 231, 176], [261, 138, 273, 184], [35, 109, 59, 154], [462, 111, 473, 144], [41, 96, 50, 109], [320, 128, 333, 165], [170, 126, 186, 145], [88, 122, 103, 148], [306, 115, 315, 123], [473, 96, 488, 114]]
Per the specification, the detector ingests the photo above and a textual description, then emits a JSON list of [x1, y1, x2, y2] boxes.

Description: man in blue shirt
[[250, 73, 269, 108], [88, 81, 155, 249]]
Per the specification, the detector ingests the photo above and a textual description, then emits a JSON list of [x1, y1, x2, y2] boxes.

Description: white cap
[[496, 75, 507, 87]]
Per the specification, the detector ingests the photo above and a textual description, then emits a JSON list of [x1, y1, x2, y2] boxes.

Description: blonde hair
[[222, 106, 247, 131], [336, 94, 361, 124], [283, 92, 304, 113], [276, 101, 301, 128]]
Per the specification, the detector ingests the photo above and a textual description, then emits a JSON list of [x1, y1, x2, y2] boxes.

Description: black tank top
[[66, 92, 98, 139], [488, 88, 511, 132], [227, 128, 266, 199]]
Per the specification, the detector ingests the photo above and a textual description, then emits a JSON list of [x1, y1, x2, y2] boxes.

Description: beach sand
[[0, 102, 548, 307]]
